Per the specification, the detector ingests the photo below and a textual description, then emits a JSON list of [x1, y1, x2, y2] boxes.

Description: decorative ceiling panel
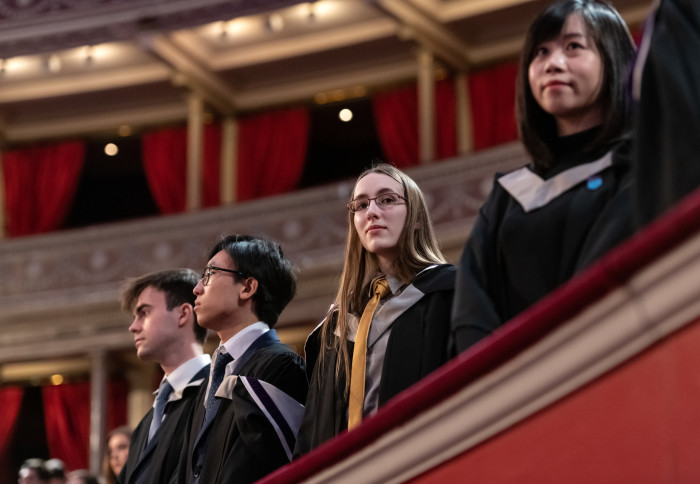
[[0, 0, 305, 58]]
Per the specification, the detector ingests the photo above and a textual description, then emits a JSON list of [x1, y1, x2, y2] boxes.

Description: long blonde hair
[[318, 163, 446, 394]]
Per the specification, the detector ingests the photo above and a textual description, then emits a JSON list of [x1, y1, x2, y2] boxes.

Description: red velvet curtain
[[236, 107, 309, 202], [372, 79, 457, 167], [141, 126, 188, 214], [43, 382, 91, 471], [106, 378, 128, 433], [202, 123, 222, 208], [143, 117, 304, 209], [436, 78, 457, 159], [0, 387, 23, 463], [2, 140, 85, 237], [373, 84, 419, 168], [42, 379, 128, 472], [468, 62, 519, 150]]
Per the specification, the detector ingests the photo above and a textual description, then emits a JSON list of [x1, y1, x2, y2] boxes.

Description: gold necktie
[[348, 277, 390, 429]]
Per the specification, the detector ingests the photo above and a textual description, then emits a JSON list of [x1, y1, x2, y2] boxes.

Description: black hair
[[120, 268, 207, 344], [44, 459, 65, 479], [516, 0, 635, 169], [66, 469, 100, 484], [209, 235, 296, 327]]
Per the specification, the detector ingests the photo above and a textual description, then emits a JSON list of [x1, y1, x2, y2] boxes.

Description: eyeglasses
[[200, 265, 250, 286], [347, 192, 407, 213]]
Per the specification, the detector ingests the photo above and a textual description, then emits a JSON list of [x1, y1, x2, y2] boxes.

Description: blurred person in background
[[44, 459, 66, 484], [18, 458, 49, 484], [65, 470, 99, 484], [105, 426, 131, 484]]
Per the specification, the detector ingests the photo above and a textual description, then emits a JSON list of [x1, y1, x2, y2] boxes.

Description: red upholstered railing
[[260, 187, 700, 484]]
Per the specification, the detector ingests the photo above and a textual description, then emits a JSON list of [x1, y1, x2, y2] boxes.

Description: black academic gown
[[451, 130, 633, 353], [178, 330, 307, 484], [632, 0, 700, 226], [118, 364, 209, 484], [295, 264, 456, 455]]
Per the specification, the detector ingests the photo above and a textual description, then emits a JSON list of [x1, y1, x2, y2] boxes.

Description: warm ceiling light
[[45, 54, 62, 73], [313, 0, 336, 17], [339, 108, 353, 122], [2, 56, 32, 76], [207, 17, 249, 39], [50, 374, 64, 385], [104, 143, 119, 156], [265, 13, 284, 32]]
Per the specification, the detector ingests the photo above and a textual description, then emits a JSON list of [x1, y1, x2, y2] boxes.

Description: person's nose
[[365, 198, 381, 218], [128, 317, 140, 333], [193, 279, 204, 295], [544, 47, 565, 73]]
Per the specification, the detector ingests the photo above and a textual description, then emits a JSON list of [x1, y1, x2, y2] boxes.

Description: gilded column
[[417, 47, 436, 164], [187, 93, 204, 211], [220, 117, 238, 205]]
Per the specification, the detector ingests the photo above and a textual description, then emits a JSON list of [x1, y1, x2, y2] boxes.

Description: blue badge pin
[[587, 176, 603, 190]]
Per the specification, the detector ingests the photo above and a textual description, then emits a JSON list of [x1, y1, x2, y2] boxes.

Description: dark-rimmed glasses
[[200, 265, 250, 286], [347, 192, 407, 213]]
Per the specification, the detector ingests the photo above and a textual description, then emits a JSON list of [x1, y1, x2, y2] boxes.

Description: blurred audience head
[[105, 425, 132, 483], [44, 459, 66, 484], [65, 470, 99, 484], [18, 458, 49, 484]]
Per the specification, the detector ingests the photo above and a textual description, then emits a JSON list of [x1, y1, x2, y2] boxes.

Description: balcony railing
[[259, 163, 700, 484]]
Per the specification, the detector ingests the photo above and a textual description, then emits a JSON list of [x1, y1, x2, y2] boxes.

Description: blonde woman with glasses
[[294, 163, 456, 455]]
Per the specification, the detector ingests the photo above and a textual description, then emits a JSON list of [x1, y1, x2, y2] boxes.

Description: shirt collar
[[220, 321, 270, 361], [159, 353, 211, 395]]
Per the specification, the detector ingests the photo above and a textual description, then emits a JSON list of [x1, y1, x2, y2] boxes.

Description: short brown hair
[[120, 268, 207, 344]]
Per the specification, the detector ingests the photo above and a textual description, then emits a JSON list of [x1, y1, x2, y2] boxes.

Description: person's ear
[[239, 277, 259, 302], [177, 303, 194, 328]]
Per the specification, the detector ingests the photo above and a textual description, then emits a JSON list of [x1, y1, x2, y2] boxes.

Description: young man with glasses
[[119, 269, 211, 484], [177, 235, 307, 484]]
